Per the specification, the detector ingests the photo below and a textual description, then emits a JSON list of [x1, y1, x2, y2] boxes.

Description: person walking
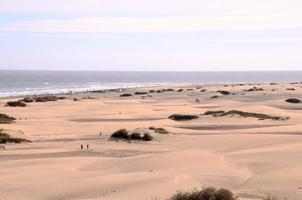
[[80, 144, 83, 151], [87, 144, 89, 151]]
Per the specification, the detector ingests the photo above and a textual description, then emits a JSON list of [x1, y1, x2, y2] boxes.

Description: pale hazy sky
[[0, 0, 302, 71]]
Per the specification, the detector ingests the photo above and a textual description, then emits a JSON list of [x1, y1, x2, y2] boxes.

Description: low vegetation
[[0, 129, 31, 144], [120, 93, 132, 97], [110, 129, 153, 141], [6, 100, 26, 107], [149, 126, 169, 134], [169, 114, 199, 121], [0, 113, 16, 124], [285, 98, 301, 103], [168, 187, 235, 200], [135, 91, 148, 95], [204, 110, 289, 120], [217, 90, 231, 95], [244, 86, 264, 92]]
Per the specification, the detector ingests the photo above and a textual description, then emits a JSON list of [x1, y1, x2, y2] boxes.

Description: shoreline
[[0, 81, 299, 100]]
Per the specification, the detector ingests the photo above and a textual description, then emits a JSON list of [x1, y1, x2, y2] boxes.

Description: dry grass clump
[[0, 129, 31, 144], [169, 114, 199, 121], [149, 126, 169, 134], [168, 187, 235, 200], [204, 110, 289, 120], [0, 113, 16, 124]]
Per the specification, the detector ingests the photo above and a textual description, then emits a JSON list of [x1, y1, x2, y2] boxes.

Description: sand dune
[[0, 83, 302, 199]]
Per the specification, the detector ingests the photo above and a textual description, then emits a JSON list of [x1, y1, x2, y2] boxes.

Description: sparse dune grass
[[0, 129, 31, 144], [0, 113, 16, 124]]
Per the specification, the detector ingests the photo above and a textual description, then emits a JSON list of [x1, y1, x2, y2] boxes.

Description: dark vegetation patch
[[244, 86, 264, 92], [177, 89, 184, 92], [35, 95, 61, 102], [6, 100, 26, 107], [135, 91, 148, 95], [149, 126, 169, 134], [286, 88, 295, 91], [217, 90, 231, 95], [285, 98, 301, 104], [120, 93, 132, 97], [0, 114, 16, 124], [169, 114, 199, 121], [168, 187, 235, 200], [211, 95, 219, 99], [110, 129, 153, 141], [200, 89, 206, 92], [0, 129, 31, 144], [203, 110, 289, 121]]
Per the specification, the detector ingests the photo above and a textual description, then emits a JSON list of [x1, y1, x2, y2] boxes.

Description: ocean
[[0, 70, 302, 97]]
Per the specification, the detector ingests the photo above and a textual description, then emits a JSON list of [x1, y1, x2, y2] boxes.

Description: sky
[[0, 0, 302, 71]]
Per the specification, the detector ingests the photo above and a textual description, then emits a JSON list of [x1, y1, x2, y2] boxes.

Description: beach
[[1, 83, 302, 200]]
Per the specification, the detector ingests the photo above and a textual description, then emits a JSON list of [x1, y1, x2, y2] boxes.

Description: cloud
[[1, 10, 302, 34], [1, 0, 302, 15]]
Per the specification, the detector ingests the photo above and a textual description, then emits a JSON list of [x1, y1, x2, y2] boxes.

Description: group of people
[[80, 144, 89, 151]]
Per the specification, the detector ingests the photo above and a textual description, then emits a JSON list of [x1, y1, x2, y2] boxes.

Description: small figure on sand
[[87, 144, 89, 150], [99, 131, 102, 136], [80, 144, 83, 151]]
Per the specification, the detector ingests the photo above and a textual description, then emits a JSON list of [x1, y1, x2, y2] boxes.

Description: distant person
[[99, 131, 102, 136], [80, 144, 83, 151], [87, 144, 89, 150]]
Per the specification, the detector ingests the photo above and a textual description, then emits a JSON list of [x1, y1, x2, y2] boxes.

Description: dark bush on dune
[[22, 97, 34, 103], [0, 113, 16, 124], [200, 89, 206, 92], [111, 129, 130, 139], [129, 132, 142, 140], [35, 95, 59, 102], [203, 110, 288, 121], [0, 129, 31, 144], [120, 93, 132, 97], [169, 114, 199, 121], [177, 89, 184, 92], [211, 95, 218, 99], [6, 100, 26, 107], [149, 126, 169, 134], [135, 91, 148, 95], [149, 90, 155, 93], [111, 129, 153, 141], [169, 187, 235, 200], [142, 133, 153, 141], [285, 98, 301, 103], [244, 86, 264, 92], [217, 90, 230, 95], [286, 88, 295, 91]]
